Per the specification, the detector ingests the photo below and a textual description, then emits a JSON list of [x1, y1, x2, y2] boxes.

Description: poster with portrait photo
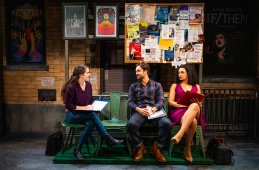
[[203, 1, 255, 77]]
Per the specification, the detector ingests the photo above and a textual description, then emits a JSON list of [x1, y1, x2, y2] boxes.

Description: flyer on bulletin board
[[124, 3, 205, 64]]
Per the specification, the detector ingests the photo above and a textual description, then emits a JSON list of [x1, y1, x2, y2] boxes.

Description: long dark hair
[[176, 64, 198, 85], [61, 65, 88, 102], [212, 32, 232, 64]]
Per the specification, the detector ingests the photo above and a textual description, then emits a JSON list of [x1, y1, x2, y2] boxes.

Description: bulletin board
[[124, 3, 204, 65]]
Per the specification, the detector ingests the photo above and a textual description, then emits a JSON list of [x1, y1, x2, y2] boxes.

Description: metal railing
[[202, 88, 258, 137]]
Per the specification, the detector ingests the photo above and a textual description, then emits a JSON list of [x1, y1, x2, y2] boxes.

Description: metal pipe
[[65, 40, 69, 82]]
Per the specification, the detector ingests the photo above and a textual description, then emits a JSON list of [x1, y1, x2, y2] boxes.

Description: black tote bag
[[45, 131, 64, 156]]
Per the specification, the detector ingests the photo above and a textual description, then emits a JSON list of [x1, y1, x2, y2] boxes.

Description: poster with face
[[6, 0, 45, 64], [95, 4, 118, 38], [203, 1, 255, 77]]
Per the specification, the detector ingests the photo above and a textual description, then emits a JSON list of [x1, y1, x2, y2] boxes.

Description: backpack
[[205, 137, 234, 165]]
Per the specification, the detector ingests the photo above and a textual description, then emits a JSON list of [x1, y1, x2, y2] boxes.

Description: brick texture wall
[[1, 1, 101, 133], [0, 0, 258, 133], [3, 1, 100, 105], [2, 0, 258, 105]]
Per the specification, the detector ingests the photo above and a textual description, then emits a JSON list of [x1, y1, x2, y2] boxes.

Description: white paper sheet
[[91, 100, 109, 111], [148, 109, 167, 119]]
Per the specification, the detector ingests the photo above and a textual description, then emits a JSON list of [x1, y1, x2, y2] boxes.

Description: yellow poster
[[159, 37, 174, 50], [126, 23, 140, 39]]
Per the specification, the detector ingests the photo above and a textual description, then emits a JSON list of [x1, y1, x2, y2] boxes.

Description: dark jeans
[[65, 111, 108, 148], [127, 112, 172, 148]]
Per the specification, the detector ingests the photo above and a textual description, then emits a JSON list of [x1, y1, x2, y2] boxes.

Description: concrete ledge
[[4, 104, 64, 133]]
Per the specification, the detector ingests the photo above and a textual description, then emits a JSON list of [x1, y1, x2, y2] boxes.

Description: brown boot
[[133, 143, 146, 162], [151, 143, 167, 162]]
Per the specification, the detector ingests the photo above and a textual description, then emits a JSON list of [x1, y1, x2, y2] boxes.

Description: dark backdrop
[[203, 0, 256, 77]]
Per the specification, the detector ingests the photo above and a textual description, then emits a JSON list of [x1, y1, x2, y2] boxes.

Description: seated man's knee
[[127, 120, 138, 131], [161, 118, 172, 130]]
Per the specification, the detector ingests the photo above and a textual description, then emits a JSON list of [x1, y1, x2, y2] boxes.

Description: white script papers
[[91, 100, 109, 111], [75, 100, 109, 112], [148, 108, 167, 119]]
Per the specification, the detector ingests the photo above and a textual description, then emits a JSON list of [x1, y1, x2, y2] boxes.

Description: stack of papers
[[91, 100, 109, 111], [148, 109, 167, 119], [75, 100, 109, 112]]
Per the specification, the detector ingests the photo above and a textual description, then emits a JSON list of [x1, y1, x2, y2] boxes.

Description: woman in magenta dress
[[168, 64, 205, 162]]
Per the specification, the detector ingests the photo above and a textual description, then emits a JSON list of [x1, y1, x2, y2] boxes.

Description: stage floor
[[1, 132, 259, 169], [53, 144, 213, 165]]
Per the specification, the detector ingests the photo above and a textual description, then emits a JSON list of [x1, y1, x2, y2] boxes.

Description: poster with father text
[[203, 1, 255, 77]]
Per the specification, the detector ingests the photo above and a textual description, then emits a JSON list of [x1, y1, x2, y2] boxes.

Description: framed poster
[[94, 4, 118, 39], [124, 3, 204, 64], [203, 1, 255, 77], [5, 0, 45, 64], [62, 3, 88, 39]]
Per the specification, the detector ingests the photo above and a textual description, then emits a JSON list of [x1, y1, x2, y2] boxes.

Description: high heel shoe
[[105, 135, 124, 147], [184, 146, 193, 162], [74, 147, 84, 160], [171, 134, 182, 144]]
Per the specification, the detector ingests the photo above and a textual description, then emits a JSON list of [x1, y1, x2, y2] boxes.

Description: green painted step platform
[[53, 144, 213, 165]]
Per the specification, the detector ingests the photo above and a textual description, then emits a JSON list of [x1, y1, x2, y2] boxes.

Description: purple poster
[[6, 0, 45, 64]]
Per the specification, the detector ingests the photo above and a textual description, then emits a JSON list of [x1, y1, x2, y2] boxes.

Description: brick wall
[[3, 1, 100, 105], [1, 0, 258, 133], [2, 0, 258, 105], [1, 1, 101, 133]]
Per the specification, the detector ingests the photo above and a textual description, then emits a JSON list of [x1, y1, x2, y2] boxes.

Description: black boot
[[74, 147, 84, 160], [105, 135, 124, 147]]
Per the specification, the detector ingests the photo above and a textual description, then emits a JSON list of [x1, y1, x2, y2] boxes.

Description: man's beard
[[136, 75, 143, 80]]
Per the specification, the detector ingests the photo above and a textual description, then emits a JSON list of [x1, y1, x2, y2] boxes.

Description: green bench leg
[[62, 127, 74, 154], [196, 126, 205, 157], [95, 135, 102, 157]]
